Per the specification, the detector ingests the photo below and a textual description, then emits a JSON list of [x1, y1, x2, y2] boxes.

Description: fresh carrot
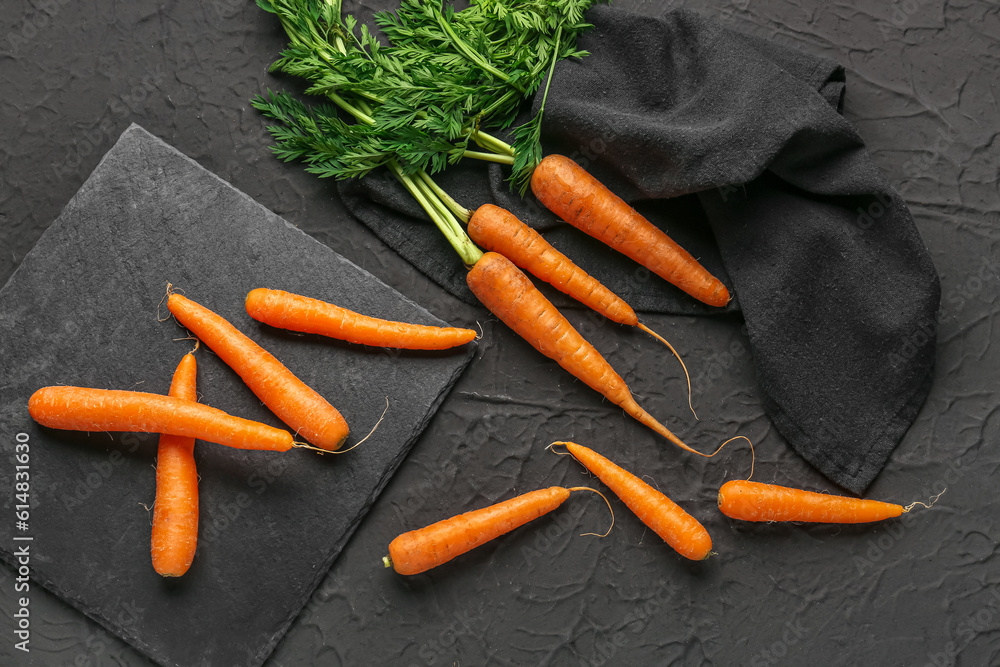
[[28, 386, 295, 452], [244, 287, 477, 350], [151, 352, 200, 577], [384, 486, 589, 575], [718, 480, 907, 523], [554, 441, 712, 560], [530, 154, 730, 308], [468, 204, 698, 416], [467, 252, 703, 454], [167, 292, 349, 451]]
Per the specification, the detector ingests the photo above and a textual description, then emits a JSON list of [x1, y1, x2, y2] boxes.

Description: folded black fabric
[[339, 6, 940, 493]]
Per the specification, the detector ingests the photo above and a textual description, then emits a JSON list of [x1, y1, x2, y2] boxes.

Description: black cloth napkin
[[339, 6, 940, 493]]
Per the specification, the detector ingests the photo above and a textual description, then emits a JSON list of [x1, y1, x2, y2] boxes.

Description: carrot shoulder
[[467, 252, 696, 454], [717, 480, 904, 523], [561, 442, 712, 560], [168, 292, 348, 451], [28, 386, 294, 452], [530, 154, 730, 308], [245, 287, 477, 350], [468, 204, 638, 326], [385, 486, 572, 575], [151, 353, 200, 577]]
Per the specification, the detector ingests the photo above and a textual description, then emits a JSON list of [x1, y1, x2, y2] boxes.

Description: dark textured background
[[1, 0, 998, 665]]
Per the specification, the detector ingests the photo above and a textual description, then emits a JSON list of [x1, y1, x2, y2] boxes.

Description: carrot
[[554, 442, 712, 560], [718, 480, 908, 523], [245, 287, 477, 350], [468, 204, 698, 416], [467, 252, 702, 454], [167, 292, 349, 451], [384, 486, 592, 575], [151, 352, 200, 577], [28, 386, 295, 452], [530, 154, 730, 308]]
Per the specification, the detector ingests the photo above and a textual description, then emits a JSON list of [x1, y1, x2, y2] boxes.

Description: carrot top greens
[[252, 0, 602, 194]]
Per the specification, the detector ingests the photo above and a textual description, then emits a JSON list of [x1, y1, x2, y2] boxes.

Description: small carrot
[[151, 352, 199, 577], [468, 204, 697, 415], [245, 287, 477, 350], [28, 386, 295, 452], [530, 155, 730, 308], [717, 480, 924, 523], [168, 292, 349, 451], [384, 486, 596, 575], [467, 252, 701, 454], [554, 442, 712, 560]]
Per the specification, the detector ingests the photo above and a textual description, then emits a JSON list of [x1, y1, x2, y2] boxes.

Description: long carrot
[[468, 204, 697, 415], [28, 386, 295, 452], [467, 251, 702, 454], [151, 352, 200, 577], [718, 480, 908, 523], [245, 287, 477, 350], [384, 486, 587, 575], [555, 441, 712, 560], [530, 154, 730, 308], [167, 292, 349, 451]]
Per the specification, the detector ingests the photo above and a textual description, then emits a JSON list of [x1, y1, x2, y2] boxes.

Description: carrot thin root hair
[[295, 397, 389, 455], [903, 488, 946, 513], [566, 486, 615, 538], [635, 322, 697, 420]]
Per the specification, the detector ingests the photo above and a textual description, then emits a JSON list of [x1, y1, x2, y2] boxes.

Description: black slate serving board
[[0, 124, 474, 667]]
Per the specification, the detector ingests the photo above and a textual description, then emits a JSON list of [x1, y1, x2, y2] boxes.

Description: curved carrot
[[384, 486, 574, 575], [557, 442, 712, 560], [245, 287, 477, 350], [151, 352, 199, 577], [28, 386, 294, 451], [717, 480, 904, 523], [467, 252, 698, 454], [530, 154, 730, 307], [168, 292, 349, 451]]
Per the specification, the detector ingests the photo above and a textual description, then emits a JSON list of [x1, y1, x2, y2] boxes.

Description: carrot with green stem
[[151, 350, 200, 577], [717, 480, 944, 523], [551, 441, 713, 561], [383, 485, 611, 575], [167, 291, 349, 451], [245, 288, 477, 350], [28, 386, 301, 452]]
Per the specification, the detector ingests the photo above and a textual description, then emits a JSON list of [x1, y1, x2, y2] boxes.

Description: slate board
[[0, 124, 474, 667]]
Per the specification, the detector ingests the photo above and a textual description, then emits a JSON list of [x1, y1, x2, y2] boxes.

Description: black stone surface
[[1, 1, 999, 666], [0, 125, 474, 667]]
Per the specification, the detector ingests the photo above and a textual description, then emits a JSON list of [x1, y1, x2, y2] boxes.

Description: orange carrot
[[384, 486, 577, 575], [469, 204, 638, 326], [245, 287, 477, 350], [718, 480, 905, 523], [468, 204, 698, 415], [168, 292, 349, 451], [28, 386, 295, 452], [530, 154, 730, 307], [467, 252, 700, 454], [151, 352, 200, 577], [556, 442, 712, 560]]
